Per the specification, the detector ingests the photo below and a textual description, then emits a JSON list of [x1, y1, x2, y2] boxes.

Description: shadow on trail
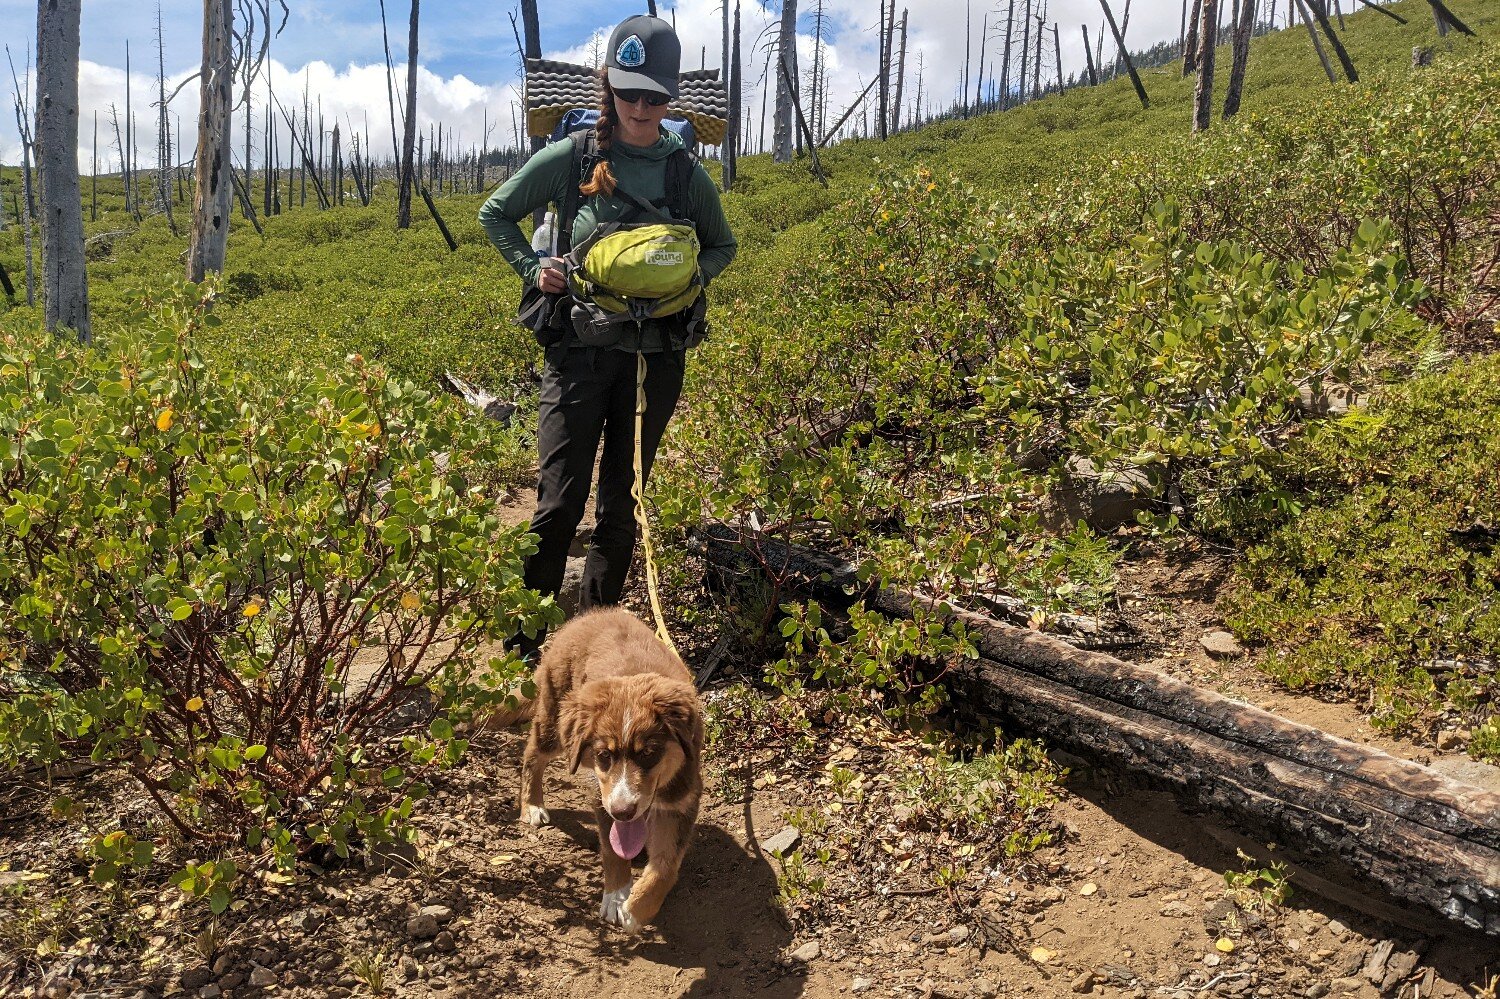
[[1060, 756, 1498, 994], [464, 728, 803, 998]]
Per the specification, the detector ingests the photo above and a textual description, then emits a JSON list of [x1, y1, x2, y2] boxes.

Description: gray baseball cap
[[605, 15, 681, 99]]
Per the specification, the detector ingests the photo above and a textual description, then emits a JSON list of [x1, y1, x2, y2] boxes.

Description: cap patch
[[616, 34, 647, 68]]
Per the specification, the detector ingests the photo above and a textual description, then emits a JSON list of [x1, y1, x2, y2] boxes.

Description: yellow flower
[[185, 696, 204, 712], [400, 592, 421, 612], [242, 598, 263, 619], [156, 408, 174, 432]]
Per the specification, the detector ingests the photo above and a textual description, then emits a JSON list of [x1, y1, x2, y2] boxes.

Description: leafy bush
[[0, 284, 553, 905], [1224, 352, 1500, 757]]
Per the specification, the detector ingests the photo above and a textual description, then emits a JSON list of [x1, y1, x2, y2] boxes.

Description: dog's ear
[[558, 695, 592, 775], [655, 681, 704, 768]]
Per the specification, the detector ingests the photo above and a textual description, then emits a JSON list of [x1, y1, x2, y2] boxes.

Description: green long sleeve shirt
[[477, 129, 737, 292]]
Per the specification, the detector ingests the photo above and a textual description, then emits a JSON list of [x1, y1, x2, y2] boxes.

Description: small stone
[[1436, 729, 1462, 751], [433, 930, 457, 953], [789, 940, 820, 962], [1200, 631, 1243, 658], [181, 968, 212, 992], [760, 827, 801, 856], [947, 925, 971, 943], [972, 978, 999, 999], [1332, 977, 1364, 994], [852, 977, 874, 993], [247, 966, 277, 987], [197, 987, 221, 999], [290, 908, 325, 932], [419, 904, 456, 924], [1204, 954, 1223, 968], [1160, 901, 1195, 918], [1071, 970, 1094, 993], [210, 954, 233, 977], [217, 973, 244, 990], [406, 913, 441, 939], [401, 956, 420, 980], [1078, 882, 1098, 897], [1327, 919, 1348, 937], [1302, 985, 1330, 999]]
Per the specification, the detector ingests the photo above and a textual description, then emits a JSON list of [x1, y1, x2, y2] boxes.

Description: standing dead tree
[[396, 0, 421, 229], [891, 9, 908, 132], [187, 0, 235, 282], [1182, 0, 1202, 74], [36, 0, 91, 340], [7, 45, 37, 307], [155, 6, 178, 236], [1292, 0, 1337, 82], [1426, 0, 1473, 36], [1100, 0, 1148, 109], [772, 0, 798, 163], [998, 0, 1016, 109], [1081, 22, 1098, 85], [1192, 0, 1218, 131], [1307, 0, 1358, 82], [1223, 0, 1256, 118]]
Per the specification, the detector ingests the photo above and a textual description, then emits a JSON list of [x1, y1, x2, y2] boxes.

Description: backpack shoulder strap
[[664, 146, 696, 223], [558, 127, 602, 255]]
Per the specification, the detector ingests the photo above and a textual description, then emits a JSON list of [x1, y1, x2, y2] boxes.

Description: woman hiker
[[478, 14, 737, 653]]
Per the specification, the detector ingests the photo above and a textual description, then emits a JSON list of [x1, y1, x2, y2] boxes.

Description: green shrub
[[1224, 352, 1500, 755], [0, 284, 555, 906]]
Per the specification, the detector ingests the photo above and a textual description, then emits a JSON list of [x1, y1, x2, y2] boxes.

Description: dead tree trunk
[[1222, 0, 1255, 118], [1308, 0, 1357, 81], [891, 10, 908, 132], [1182, 0, 1201, 74], [1192, 0, 1218, 131], [396, 0, 420, 228], [1019, 0, 1031, 105], [728, 0, 741, 186], [772, 0, 798, 163], [973, 13, 987, 110], [691, 526, 1500, 937], [1292, 0, 1337, 82], [12, 98, 36, 307], [1000, 0, 1017, 107], [1100, 0, 1149, 109], [155, 6, 177, 236], [36, 0, 91, 340], [186, 0, 235, 282], [1082, 23, 1098, 85], [1425, 0, 1474, 35]]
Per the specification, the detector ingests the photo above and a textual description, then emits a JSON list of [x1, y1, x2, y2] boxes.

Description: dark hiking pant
[[518, 345, 685, 651]]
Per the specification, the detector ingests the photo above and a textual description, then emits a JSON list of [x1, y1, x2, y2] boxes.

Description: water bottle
[[532, 211, 557, 258]]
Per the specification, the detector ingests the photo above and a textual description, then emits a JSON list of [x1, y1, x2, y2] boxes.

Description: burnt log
[[690, 524, 1500, 934]]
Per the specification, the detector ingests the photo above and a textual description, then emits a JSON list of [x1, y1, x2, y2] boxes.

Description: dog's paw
[[522, 805, 551, 826], [599, 884, 633, 925], [619, 901, 643, 934]]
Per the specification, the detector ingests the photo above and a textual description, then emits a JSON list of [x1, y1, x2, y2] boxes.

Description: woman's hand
[[536, 257, 566, 294]]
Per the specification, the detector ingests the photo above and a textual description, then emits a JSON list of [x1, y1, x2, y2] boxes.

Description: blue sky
[[0, 0, 1195, 169]]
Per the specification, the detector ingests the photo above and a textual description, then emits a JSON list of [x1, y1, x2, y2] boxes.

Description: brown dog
[[520, 608, 704, 932]]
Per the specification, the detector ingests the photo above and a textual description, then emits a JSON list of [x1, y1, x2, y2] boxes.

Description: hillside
[[3, 1, 1500, 996]]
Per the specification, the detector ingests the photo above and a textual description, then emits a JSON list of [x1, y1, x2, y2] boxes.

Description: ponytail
[[579, 69, 618, 197]]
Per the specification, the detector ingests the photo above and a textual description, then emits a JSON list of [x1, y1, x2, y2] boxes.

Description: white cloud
[[0, 0, 1266, 170], [2, 55, 521, 175]]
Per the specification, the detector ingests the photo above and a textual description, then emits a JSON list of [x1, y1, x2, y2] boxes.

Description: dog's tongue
[[609, 816, 649, 860]]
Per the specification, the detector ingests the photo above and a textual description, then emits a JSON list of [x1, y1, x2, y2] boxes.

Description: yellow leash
[[633, 351, 678, 656]]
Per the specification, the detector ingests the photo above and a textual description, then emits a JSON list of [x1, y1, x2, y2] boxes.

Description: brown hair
[[579, 68, 618, 197]]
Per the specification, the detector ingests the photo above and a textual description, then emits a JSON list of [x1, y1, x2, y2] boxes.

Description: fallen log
[[689, 524, 1500, 935]]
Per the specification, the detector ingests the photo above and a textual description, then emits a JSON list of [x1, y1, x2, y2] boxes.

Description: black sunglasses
[[615, 88, 671, 107]]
